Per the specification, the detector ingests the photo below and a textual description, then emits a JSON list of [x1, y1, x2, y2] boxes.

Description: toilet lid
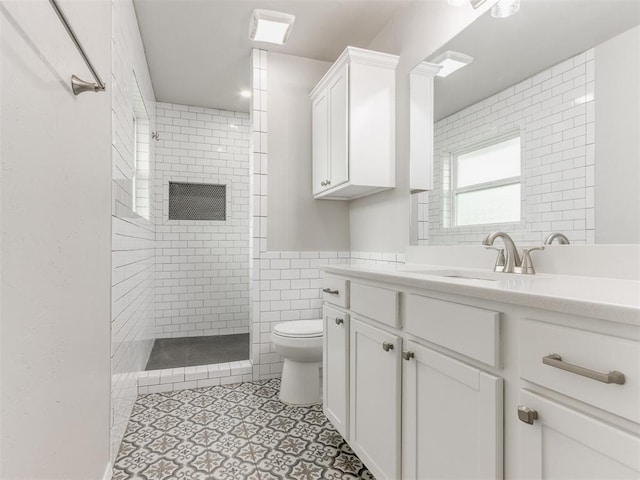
[[273, 320, 323, 338]]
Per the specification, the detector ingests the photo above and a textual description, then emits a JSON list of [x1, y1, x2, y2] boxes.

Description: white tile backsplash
[[418, 49, 595, 245]]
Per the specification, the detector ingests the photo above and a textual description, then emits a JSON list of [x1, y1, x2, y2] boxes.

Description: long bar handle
[[322, 288, 339, 295], [543, 353, 625, 385], [49, 0, 106, 94]]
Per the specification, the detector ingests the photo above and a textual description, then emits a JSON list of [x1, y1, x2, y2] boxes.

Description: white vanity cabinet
[[322, 276, 502, 480], [321, 267, 640, 480], [517, 318, 640, 479], [310, 46, 398, 200]]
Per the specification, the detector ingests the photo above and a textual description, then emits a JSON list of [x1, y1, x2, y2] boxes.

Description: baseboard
[[102, 461, 113, 480]]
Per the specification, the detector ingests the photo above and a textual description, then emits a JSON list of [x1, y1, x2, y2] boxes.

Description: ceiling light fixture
[[249, 9, 295, 45], [447, 0, 488, 9], [491, 0, 520, 18], [431, 51, 474, 78]]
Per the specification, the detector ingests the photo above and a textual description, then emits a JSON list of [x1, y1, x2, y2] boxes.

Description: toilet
[[271, 319, 323, 405]]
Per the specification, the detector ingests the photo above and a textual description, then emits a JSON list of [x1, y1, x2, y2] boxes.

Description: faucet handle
[[520, 246, 545, 275], [485, 247, 505, 272]]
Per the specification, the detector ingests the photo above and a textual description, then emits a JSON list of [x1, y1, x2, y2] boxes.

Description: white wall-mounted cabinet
[[310, 47, 399, 200], [409, 61, 441, 193]]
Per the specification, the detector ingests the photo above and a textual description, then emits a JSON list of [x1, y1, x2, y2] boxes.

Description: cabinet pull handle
[[322, 288, 339, 295], [382, 342, 394, 352], [517, 406, 538, 425], [335, 318, 344, 325], [542, 353, 625, 385], [320, 180, 327, 187], [402, 351, 414, 361]]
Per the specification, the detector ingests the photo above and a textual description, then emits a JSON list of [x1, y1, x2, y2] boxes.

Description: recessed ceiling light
[[448, 0, 487, 8], [240, 90, 251, 98], [249, 9, 295, 45], [491, 0, 520, 18], [431, 51, 474, 78]]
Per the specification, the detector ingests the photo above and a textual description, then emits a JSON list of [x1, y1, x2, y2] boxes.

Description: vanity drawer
[[405, 294, 501, 367], [322, 275, 349, 308], [520, 319, 640, 423], [350, 282, 399, 329]]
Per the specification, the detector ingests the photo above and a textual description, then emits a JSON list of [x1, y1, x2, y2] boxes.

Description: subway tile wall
[[154, 103, 251, 338], [110, 0, 157, 462], [418, 48, 595, 245]]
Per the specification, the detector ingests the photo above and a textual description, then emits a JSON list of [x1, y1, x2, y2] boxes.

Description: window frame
[[450, 132, 523, 228], [132, 114, 138, 213]]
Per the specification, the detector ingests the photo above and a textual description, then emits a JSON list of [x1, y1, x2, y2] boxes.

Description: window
[[452, 135, 521, 227], [132, 74, 150, 220]]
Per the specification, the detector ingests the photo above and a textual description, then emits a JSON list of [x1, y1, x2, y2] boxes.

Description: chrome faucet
[[544, 232, 570, 245], [482, 232, 521, 273], [482, 232, 545, 274]]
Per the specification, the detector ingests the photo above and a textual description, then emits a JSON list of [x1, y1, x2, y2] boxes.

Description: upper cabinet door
[[311, 91, 329, 195], [402, 341, 503, 480], [328, 64, 349, 191], [518, 390, 640, 479]]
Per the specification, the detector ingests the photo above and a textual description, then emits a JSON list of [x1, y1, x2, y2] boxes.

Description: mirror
[[410, 0, 640, 245]]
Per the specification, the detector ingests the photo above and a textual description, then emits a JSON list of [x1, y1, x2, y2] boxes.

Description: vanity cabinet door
[[402, 341, 503, 480], [323, 305, 349, 439], [349, 317, 401, 480], [519, 390, 640, 479]]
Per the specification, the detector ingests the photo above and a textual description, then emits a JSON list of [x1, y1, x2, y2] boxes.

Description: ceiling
[[427, 0, 640, 120], [133, 0, 411, 112]]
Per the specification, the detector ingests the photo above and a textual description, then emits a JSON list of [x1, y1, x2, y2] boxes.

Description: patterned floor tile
[[112, 378, 374, 479]]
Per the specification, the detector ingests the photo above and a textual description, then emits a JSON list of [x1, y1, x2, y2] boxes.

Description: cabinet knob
[[517, 405, 538, 425], [402, 351, 414, 361], [320, 180, 327, 187], [326, 180, 331, 186], [335, 317, 344, 325], [382, 342, 394, 352]]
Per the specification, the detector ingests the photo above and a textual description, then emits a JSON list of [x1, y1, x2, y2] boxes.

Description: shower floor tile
[[112, 378, 374, 480], [145, 333, 249, 371]]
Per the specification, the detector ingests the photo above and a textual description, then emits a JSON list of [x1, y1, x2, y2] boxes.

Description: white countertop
[[321, 264, 640, 326]]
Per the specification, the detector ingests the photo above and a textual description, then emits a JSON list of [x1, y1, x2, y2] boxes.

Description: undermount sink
[[401, 269, 503, 282]]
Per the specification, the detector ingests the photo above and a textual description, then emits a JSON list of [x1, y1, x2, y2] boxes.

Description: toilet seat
[[272, 319, 323, 338]]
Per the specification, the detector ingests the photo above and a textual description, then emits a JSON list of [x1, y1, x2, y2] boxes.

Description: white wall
[[110, 0, 157, 462], [419, 49, 595, 245], [267, 52, 350, 252], [154, 102, 250, 338], [0, 0, 112, 478], [595, 26, 640, 244], [348, 1, 491, 253]]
